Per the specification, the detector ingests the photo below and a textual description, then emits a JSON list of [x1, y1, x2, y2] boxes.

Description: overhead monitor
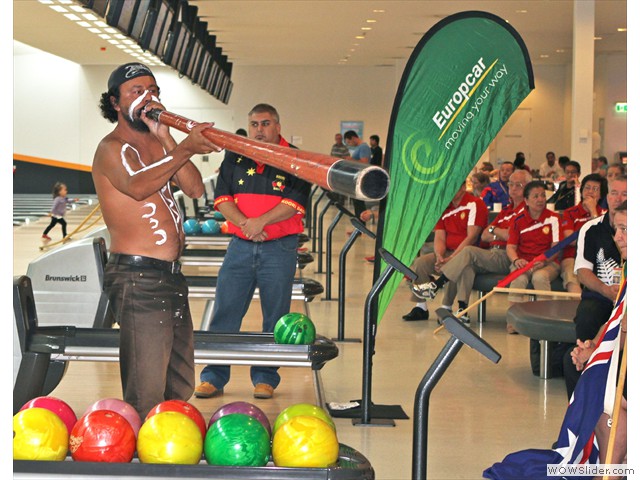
[[129, 0, 152, 42]]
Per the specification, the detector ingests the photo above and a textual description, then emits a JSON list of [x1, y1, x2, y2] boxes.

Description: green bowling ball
[[273, 313, 316, 345], [204, 413, 270, 467]]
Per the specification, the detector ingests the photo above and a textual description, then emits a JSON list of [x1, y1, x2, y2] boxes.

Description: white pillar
[[570, 0, 595, 174]]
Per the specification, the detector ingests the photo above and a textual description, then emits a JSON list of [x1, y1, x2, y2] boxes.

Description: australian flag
[[484, 280, 626, 480]]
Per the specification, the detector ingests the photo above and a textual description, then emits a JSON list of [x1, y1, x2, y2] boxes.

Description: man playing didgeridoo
[[92, 63, 218, 419]]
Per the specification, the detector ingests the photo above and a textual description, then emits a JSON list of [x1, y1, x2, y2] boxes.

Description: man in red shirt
[[403, 183, 488, 321], [412, 169, 532, 323], [559, 173, 607, 293]]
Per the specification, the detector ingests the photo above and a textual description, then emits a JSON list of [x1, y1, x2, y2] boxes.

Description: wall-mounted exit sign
[[615, 102, 627, 113]]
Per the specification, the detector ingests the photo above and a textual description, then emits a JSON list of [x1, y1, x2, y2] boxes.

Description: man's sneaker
[[411, 281, 438, 300], [42, 234, 52, 242], [455, 308, 471, 324], [194, 381, 223, 398], [402, 307, 429, 321], [253, 383, 274, 399]]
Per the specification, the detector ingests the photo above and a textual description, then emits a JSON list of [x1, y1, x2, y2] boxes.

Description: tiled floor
[[13, 200, 577, 479]]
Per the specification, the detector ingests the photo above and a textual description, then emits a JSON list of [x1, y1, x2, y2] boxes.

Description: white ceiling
[[14, 0, 627, 68]]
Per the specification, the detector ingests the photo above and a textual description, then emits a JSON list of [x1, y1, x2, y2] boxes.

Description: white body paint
[[122, 143, 182, 246]]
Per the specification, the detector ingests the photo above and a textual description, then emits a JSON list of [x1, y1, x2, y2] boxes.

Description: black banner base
[[327, 402, 409, 420]]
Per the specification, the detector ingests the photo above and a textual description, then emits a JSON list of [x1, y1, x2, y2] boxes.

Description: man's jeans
[[200, 234, 299, 389]]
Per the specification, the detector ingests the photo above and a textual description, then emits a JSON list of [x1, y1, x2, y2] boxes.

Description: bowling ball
[[201, 219, 221, 235], [219, 221, 230, 234], [272, 415, 339, 468], [273, 403, 335, 433], [183, 218, 201, 235], [212, 211, 225, 221], [84, 398, 141, 437], [146, 399, 207, 439], [208, 401, 271, 436], [20, 396, 77, 435], [274, 313, 316, 345], [69, 410, 136, 462], [13, 407, 69, 461], [204, 413, 270, 467], [137, 411, 203, 464]]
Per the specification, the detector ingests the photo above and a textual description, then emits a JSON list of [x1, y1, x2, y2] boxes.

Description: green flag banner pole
[[374, 11, 535, 323]]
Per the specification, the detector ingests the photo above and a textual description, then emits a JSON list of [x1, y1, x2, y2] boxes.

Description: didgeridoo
[[146, 109, 390, 201]]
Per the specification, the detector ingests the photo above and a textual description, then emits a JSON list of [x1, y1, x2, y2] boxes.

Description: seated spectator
[[513, 152, 531, 173], [595, 155, 608, 177], [506, 181, 561, 333], [562, 176, 626, 398], [601, 163, 626, 209], [559, 173, 607, 294], [470, 172, 491, 198], [538, 151, 561, 181], [569, 200, 626, 469], [412, 169, 532, 322], [403, 183, 488, 321], [482, 161, 514, 210], [547, 160, 580, 211]]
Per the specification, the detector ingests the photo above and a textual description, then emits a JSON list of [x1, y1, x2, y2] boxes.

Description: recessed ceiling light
[[82, 13, 97, 21], [556, 49, 565, 53], [63, 13, 81, 21], [373, 9, 385, 13], [516, 10, 527, 13], [361, 27, 372, 31], [540, 54, 549, 58], [50, 5, 68, 12], [366, 19, 376, 23], [355, 35, 365, 39], [617, 28, 627, 32], [594, 36, 603, 40]]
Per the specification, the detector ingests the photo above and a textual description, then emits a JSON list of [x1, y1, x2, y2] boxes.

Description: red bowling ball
[[69, 410, 136, 463], [20, 396, 77, 435], [146, 400, 207, 439]]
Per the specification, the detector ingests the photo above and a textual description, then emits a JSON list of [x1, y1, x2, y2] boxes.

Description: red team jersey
[[508, 208, 561, 261], [487, 200, 526, 248], [435, 192, 489, 251], [560, 203, 605, 260]]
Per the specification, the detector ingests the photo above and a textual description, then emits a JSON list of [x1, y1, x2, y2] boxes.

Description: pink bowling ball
[[84, 398, 142, 437]]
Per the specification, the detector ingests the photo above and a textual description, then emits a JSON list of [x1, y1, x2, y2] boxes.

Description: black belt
[[108, 254, 181, 274]]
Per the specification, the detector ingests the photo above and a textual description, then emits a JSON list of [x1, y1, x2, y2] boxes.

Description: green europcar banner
[[375, 11, 534, 322]]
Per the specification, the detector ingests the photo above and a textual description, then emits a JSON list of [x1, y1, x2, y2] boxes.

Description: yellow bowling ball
[[137, 411, 203, 464], [14, 407, 69, 461], [272, 415, 339, 468]]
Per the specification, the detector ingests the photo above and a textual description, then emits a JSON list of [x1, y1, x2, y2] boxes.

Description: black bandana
[[107, 63, 156, 91]]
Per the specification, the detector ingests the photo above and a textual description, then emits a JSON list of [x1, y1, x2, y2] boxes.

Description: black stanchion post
[[311, 189, 327, 253], [334, 216, 374, 343], [412, 309, 501, 480], [306, 185, 319, 236], [323, 208, 343, 300], [315, 196, 332, 274], [352, 248, 417, 427]]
